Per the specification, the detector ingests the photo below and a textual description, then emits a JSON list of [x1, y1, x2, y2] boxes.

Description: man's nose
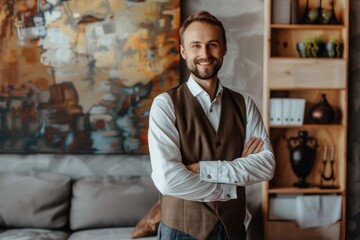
[[199, 46, 210, 58]]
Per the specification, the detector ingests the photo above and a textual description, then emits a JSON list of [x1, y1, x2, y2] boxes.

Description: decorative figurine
[[320, 145, 337, 188]]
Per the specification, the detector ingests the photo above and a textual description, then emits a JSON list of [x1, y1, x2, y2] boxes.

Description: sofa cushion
[[70, 176, 159, 230], [0, 172, 71, 228], [68, 227, 157, 240], [0, 229, 68, 240]]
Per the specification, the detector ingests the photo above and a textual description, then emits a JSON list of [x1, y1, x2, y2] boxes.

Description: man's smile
[[197, 59, 215, 66]]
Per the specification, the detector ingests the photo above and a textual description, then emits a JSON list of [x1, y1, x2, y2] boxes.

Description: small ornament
[[320, 145, 337, 188]]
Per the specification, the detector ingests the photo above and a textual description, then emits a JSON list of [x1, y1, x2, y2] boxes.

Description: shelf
[[271, 24, 346, 30], [269, 57, 346, 63], [264, 0, 348, 239], [270, 124, 345, 129], [266, 221, 341, 240], [270, 28, 347, 58], [268, 58, 347, 89], [270, 56, 346, 61], [268, 219, 342, 223], [270, 87, 347, 91], [268, 187, 344, 194]]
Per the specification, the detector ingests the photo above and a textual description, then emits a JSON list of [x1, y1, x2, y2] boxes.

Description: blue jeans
[[157, 222, 246, 240]]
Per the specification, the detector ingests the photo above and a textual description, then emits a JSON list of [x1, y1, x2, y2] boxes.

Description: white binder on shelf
[[282, 98, 292, 125], [289, 98, 306, 126], [270, 98, 283, 126]]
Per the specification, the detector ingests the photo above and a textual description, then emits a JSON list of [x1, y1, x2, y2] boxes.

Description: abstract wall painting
[[0, 0, 180, 154]]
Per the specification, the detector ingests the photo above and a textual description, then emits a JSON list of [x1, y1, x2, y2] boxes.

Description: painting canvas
[[0, 0, 180, 154]]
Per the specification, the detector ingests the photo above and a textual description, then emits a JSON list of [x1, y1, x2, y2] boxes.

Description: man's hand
[[241, 137, 264, 157], [186, 162, 200, 174]]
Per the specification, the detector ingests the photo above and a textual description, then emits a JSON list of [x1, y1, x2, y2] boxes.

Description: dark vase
[[322, 0, 338, 24], [302, 0, 322, 24], [310, 94, 335, 123], [301, 0, 338, 24], [287, 130, 318, 188], [301, 0, 311, 23]]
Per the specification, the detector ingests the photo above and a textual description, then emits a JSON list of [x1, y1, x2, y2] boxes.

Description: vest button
[[215, 141, 221, 147], [226, 194, 231, 199], [207, 174, 212, 179], [218, 209, 224, 215]]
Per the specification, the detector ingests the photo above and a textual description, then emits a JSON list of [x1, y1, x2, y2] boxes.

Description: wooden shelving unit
[[263, 0, 348, 239]]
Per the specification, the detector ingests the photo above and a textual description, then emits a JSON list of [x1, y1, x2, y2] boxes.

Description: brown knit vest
[[161, 83, 247, 240]]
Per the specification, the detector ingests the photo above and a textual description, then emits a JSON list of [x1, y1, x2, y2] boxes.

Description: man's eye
[[192, 44, 200, 48], [209, 43, 218, 48]]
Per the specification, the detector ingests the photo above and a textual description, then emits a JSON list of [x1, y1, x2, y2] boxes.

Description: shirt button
[[207, 174, 212, 179], [215, 141, 221, 147], [210, 108, 213, 113]]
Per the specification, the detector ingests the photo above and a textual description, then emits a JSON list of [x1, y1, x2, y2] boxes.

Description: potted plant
[[296, 34, 326, 58], [326, 35, 343, 58]]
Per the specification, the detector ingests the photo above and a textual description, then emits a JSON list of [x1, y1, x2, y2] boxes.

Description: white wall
[[182, 0, 264, 109]]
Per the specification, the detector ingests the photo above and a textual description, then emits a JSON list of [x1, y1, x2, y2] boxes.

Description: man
[[148, 11, 275, 240]]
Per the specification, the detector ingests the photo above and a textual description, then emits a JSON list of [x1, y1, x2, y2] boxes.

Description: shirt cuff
[[220, 183, 237, 200], [199, 161, 237, 201], [200, 160, 219, 182]]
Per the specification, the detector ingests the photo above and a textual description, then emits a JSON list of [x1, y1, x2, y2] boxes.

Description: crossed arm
[[186, 137, 264, 174], [149, 93, 275, 201]]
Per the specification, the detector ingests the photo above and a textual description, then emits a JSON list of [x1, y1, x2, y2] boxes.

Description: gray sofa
[[0, 172, 159, 240]]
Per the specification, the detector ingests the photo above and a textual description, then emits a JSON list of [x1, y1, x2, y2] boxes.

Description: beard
[[187, 57, 222, 80]]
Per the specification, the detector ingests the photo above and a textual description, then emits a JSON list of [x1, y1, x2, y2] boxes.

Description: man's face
[[180, 22, 227, 81]]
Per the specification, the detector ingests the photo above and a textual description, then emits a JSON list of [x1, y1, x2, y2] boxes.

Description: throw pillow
[[70, 176, 159, 230], [131, 200, 161, 238]]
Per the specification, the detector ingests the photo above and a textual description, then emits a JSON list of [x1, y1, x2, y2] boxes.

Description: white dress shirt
[[148, 76, 275, 202]]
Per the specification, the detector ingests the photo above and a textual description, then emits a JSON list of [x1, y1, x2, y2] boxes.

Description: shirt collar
[[186, 75, 223, 98]]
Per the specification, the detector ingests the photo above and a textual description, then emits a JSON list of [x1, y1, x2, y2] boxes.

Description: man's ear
[[180, 44, 186, 60]]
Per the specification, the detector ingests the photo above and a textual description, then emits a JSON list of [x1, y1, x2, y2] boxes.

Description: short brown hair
[[179, 11, 227, 46]]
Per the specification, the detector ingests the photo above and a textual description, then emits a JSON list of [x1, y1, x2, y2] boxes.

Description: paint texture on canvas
[[0, 0, 180, 154]]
